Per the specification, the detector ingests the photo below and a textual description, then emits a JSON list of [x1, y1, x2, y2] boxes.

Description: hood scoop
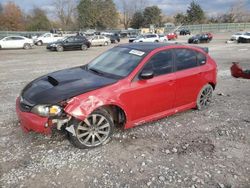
[[47, 76, 59, 86]]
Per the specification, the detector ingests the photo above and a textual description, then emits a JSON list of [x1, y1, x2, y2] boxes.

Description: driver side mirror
[[140, 70, 154, 80]]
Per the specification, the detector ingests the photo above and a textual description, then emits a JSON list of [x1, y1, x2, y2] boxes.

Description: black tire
[[196, 84, 213, 110], [81, 44, 88, 50], [0, 45, 2, 49], [68, 109, 114, 149], [23, 43, 31, 49], [103, 41, 108, 46], [56, 45, 64, 52], [155, 40, 159, 42], [36, 41, 43, 46]]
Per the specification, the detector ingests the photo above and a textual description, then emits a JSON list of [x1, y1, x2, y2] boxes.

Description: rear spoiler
[[165, 42, 209, 53]]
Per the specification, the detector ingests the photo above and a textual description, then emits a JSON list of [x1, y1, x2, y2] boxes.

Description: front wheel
[[68, 109, 114, 149], [196, 84, 213, 110]]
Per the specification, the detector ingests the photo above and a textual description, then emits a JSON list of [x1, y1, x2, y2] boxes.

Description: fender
[[64, 95, 131, 127]]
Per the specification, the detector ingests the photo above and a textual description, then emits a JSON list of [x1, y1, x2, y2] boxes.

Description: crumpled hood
[[21, 66, 117, 105]]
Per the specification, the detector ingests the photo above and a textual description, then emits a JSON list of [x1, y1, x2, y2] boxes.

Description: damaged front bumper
[[16, 97, 51, 134], [16, 97, 71, 134]]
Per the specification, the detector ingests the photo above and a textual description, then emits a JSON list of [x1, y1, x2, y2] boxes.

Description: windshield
[[87, 47, 145, 78]]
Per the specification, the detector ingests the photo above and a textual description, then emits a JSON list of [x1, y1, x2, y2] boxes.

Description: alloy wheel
[[75, 114, 111, 147], [197, 84, 213, 110]]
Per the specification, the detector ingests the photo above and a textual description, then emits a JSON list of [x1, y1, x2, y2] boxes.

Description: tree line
[[0, 0, 249, 31]]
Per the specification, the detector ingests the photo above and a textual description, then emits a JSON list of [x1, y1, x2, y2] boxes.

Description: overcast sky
[[1, 0, 250, 16]]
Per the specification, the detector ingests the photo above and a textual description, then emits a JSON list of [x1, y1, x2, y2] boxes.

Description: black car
[[188, 34, 211, 44], [47, 36, 91, 52], [110, 33, 120, 43], [180, 29, 191, 35]]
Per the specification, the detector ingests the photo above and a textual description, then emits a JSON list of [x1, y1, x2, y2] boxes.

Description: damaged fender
[[64, 95, 128, 124]]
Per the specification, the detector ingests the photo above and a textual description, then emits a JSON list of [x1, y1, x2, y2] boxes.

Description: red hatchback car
[[16, 43, 217, 149]]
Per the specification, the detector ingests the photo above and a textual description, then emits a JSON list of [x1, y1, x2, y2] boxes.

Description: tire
[[68, 109, 114, 149], [81, 44, 87, 50], [56, 45, 64, 52], [23, 43, 31, 50], [196, 84, 213, 110], [36, 41, 43, 46], [104, 41, 108, 46], [155, 40, 159, 42], [0, 45, 2, 49]]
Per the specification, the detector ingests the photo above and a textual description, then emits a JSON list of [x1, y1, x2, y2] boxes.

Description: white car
[[34, 33, 63, 46], [158, 34, 168, 42], [231, 32, 245, 41], [133, 34, 160, 43], [0, 36, 34, 49], [238, 32, 250, 43], [89, 35, 111, 46]]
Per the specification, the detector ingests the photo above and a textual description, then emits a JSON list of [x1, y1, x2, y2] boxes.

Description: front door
[[121, 50, 176, 122]]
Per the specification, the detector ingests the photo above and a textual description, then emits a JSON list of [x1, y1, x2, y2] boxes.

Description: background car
[[179, 29, 191, 35], [128, 34, 139, 43], [109, 33, 120, 43], [16, 43, 217, 149], [89, 35, 111, 46], [133, 34, 159, 42], [46, 36, 91, 52], [0, 36, 33, 49], [237, 32, 250, 43], [231, 32, 245, 41], [158, 34, 168, 42], [34, 33, 63, 46], [188, 33, 212, 44], [166, 32, 178, 40]]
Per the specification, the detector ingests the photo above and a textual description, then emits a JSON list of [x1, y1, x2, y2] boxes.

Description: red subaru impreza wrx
[[16, 43, 217, 149]]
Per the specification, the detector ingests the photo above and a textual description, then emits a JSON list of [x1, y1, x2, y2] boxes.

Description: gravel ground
[[0, 34, 249, 188]]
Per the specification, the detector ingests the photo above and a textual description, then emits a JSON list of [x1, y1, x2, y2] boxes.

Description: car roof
[[117, 43, 173, 53], [117, 42, 208, 54]]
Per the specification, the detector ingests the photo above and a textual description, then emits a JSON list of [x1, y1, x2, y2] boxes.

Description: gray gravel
[[0, 35, 250, 188]]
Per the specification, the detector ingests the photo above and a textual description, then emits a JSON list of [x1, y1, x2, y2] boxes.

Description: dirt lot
[[0, 33, 249, 188]]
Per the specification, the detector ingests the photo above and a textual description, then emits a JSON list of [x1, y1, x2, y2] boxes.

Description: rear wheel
[[81, 44, 87, 50], [68, 109, 114, 149], [56, 45, 64, 52], [196, 84, 213, 110], [23, 43, 31, 49], [36, 41, 43, 46]]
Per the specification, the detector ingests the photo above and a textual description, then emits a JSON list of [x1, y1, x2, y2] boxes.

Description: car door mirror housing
[[140, 70, 154, 80]]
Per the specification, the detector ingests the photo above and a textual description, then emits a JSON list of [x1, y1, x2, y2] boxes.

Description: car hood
[[21, 66, 117, 105]]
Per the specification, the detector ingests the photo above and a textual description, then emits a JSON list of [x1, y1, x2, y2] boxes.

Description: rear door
[[13, 37, 25, 48], [173, 48, 204, 107]]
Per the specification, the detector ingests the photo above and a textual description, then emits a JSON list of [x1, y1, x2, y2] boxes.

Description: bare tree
[[52, 0, 77, 29], [120, 0, 148, 29], [229, 0, 250, 22]]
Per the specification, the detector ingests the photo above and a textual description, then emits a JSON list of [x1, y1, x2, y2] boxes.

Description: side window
[[197, 52, 206, 65], [175, 49, 198, 71], [143, 50, 173, 76]]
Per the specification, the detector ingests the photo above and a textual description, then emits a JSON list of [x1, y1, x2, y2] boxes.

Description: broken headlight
[[31, 105, 62, 117]]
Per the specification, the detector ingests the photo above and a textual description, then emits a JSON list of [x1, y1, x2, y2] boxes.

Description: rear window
[[175, 49, 198, 71]]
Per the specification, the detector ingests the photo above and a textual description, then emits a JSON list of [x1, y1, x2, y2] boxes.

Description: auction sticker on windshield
[[129, 50, 145, 56]]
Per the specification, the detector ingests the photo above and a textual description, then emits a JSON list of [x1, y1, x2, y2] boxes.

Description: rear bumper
[[16, 97, 51, 134]]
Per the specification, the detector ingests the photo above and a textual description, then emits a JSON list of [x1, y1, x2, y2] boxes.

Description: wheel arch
[[94, 104, 127, 128]]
